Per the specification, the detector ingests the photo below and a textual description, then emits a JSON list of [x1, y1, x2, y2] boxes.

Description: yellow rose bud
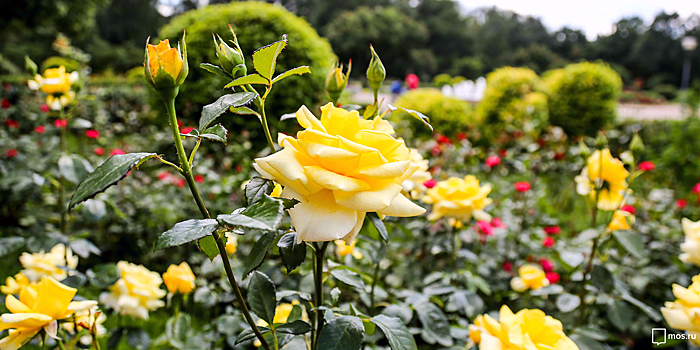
[[607, 210, 633, 231], [254, 103, 425, 244], [422, 176, 492, 223], [144, 32, 188, 95], [470, 305, 579, 350], [680, 218, 700, 266], [510, 264, 549, 292], [661, 274, 700, 346], [163, 262, 196, 295], [325, 61, 351, 105]]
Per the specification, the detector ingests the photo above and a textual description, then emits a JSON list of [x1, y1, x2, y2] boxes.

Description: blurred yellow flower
[[469, 305, 579, 350], [661, 274, 700, 346], [510, 264, 549, 292], [19, 243, 78, 282], [99, 261, 166, 320], [1, 273, 34, 295], [401, 149, 432, 199], [62, 304, 107, 345], [334, 240, 363, 259], [422, 175, 492, 223], [607, 210, 634, 231], [254, 103, 425, 244], [163, 262, 196, 295], [680, 218, 700, 267], [575, 149, 629, 211], [27, 66, 78, 110], [145, 37, 187, 88], [225, 232, 239, 255], [0, 276, 97, 350]]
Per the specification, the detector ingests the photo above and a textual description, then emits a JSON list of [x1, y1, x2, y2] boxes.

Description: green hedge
[[390, 88, 475, 139]]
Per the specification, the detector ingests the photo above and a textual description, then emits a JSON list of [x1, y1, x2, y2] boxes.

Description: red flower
[[40, 104, 50, 113], [677, 199, 688, 209], [502, 261, 513, 272], [54, 119, 67, 128], [194, 174, 204, 183], [514, 181, 531, 192], [540, 258, 554, 272], [435, 134, 451, 145], [181, 127, 195, 134], [621, 205, 636, 214], [157, 172, 171, 181], [456, 132, 467, 141], [554, 151, 566, 161], [34, 125, 46, 134], [498, 149, 508, 157], [638, 161, 655, 171], [1, 98, 10, 109], [423, 179, 437, 189], [5, 119, 19, 128], [476, 220, 494, 236], [85, 129, 100, 139], [93, 147, 105, 156], [542, 236, 555, 248], [175, 178, 186, 188], [546, 272, 560, 284], [485, 155, 501, 167], [491, 217, 506, 228], [543, 226, 560, 235], [694, 183, 700, 194], [177, 119, 183, 128], [5, 149, 18, 158], [430, 145, 442, 156], [111, 148, 125, 155], [235, 164, 243, 173]]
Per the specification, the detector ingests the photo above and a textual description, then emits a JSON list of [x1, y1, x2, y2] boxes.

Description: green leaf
[[620, 293, 662, 321], [243, 231, 278, 278], [271, 66, 310, 84], [370, 315, 417, 350], [276, 320, 313, 335], [87, 263, 120, 289], [69, 239, 101, 258], [69, 153, 157, 210], [218, 195, 284, 232], [252, 37, 288, 80], [281, 198, 300, 210], [590, 265, 613, 293], [200, 124, 228, 144], [199, 92, 257, 130], [413, 301, 452, 347], [330, 268, 365, 290], [388, 104, 433, 132], [126, 328, 151, 350], [199, 63, 230, 78], [607, 299, 633, 331], [247, 271, 277, 325], [317, 316, 364, 350], [223, 74, 270, 89], [570, 334, 606, 350], [556, 293, 581, 313], [166, 313, 191, 343], [198, 235, 220, 261], [245, 177, 275, 206], [154, 219, 219, 251], [0, 237, 25, 257], [277, 232, 307, 273], [235, 327, 270, 345], [59, 154, 93, 185], [367, 212, 388, 242], [612, 230, 645, 258], [287, 304, 303, 322], [108, 328, 124, 349], [231, 106, 261, 119]]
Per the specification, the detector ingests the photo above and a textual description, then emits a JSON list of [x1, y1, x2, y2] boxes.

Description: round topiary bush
[[476, 67, 548, 140], [390, 88, 475, 139], [544, 61, 622, 137], [159, 2, 335, 135]]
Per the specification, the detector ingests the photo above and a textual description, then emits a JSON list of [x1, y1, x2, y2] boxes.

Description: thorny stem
[[311, 242, 329, 350], [242, 84, 275, 152]]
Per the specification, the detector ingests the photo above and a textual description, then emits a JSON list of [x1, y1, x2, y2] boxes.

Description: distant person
[[406, 73, 419, 90]]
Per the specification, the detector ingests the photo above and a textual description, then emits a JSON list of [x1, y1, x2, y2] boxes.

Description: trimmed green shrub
[[544, 61, 622, 137], [159, 2, 335, 134], [390, 88, 475, 139], [476, 67, 548, 140]]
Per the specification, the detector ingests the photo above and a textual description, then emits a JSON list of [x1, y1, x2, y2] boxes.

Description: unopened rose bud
[[366, 45, 386, 103], [25, 56, 37, 76], [214, 27, 247, 78], [144, 31, 188, 100], [578, 139, 590, 157], [629, 133, 645, 153], [325, 61, 351, 105], [595, 132, 608, 149]]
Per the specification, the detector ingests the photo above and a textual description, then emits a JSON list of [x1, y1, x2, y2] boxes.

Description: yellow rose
[[469, 305, 579, 350], [401, 149, 432, 200], [27, 66, 78, 95], [607, 210, 634, 231], [62, 304, 107, 346], [225, 232, 239, 255], [661, 274, 700, 346], [510, 264, 549, 292], [144, 36, 188, 89], [422, 175, 492, 223], [334, 240, 363, 259], [254, 103, 425, 244], [1, 273, 34, 295], [99, 261, 166, 320], [163, 262, 196, 295], [575, 149, 629, 211], [680, 218, 700, 267], [19, 243, 78, 282], [0, 277, 98, 350]]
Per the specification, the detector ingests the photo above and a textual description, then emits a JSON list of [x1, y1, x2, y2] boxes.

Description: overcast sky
[[458, 0, 698, 39]]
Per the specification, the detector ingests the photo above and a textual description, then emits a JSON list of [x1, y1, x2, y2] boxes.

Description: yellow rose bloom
[[607, 210, 634, 231], [575, 149, 629, 211], [254, 103, 425, 244], [163, 262, 196, 295], [19, 243, 78, 282], [99, 261, 166, 320], [401, 149, 432, 199], [661, 274, 700, 346], [225, 232, 239, 255], [27, 66, 78, 111], [334, 240, 363, 259], [1, 273, 34, 295], [680, 218, 700, 267], [469, 305, 579, 350], [422, 175, 492, 223], [510, 264, 549, 292], [0, 277, 97, 350]]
